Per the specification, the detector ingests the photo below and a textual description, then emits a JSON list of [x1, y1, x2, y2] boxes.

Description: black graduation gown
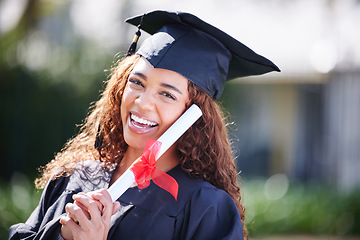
[[9, 160, 244, 239]]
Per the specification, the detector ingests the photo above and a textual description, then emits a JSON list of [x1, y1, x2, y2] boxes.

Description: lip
[[127, 112, 158, 135]]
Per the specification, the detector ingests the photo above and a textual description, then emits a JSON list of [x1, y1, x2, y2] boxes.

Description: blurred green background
[[1, 0, 360, 239]]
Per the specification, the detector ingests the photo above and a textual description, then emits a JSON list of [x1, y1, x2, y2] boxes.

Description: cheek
[[121, 87, 132, 119], [121, 86, 137, 107], [122, 85, 131, 101], [159, 104, 187, 128]]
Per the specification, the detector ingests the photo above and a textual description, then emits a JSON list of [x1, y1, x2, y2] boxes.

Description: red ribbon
[[130, 139, 179, 200]]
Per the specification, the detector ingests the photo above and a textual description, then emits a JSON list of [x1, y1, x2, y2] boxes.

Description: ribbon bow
[[130, 139, 179, 200]]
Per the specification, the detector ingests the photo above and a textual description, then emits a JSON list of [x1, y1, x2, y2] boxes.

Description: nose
[[134, 91, 155, 111]]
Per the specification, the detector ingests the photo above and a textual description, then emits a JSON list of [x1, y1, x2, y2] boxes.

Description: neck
[[110, 144, 180, 185]]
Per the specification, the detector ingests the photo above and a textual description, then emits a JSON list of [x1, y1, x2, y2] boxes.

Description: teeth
[[131, 114, 157, 126]]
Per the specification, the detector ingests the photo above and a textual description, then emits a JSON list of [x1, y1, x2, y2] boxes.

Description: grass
[[1, 172, 360, 239], [0, 172, 42, 239], [243, 174, 360, 238]]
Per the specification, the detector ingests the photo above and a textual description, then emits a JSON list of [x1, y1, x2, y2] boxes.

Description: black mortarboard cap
[[126, 10, 280, 99]]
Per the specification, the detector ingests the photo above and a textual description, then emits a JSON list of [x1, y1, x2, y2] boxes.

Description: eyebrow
[[131, 71, 147, 80], [161, 83, 183, 95], [131, 71, 183, 95]]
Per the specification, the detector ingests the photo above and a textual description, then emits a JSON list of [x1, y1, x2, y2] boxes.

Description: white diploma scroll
[[108, 104, 202, 202]]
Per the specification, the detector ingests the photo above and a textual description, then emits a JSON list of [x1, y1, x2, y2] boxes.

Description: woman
[[9, 10, 279, 240]]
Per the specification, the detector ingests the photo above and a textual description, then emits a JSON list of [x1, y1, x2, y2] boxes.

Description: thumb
[[112, 201, 120, 215]]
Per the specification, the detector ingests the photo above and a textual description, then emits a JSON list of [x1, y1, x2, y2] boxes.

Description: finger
[[90, 189, 114, 220], [112, 201, 120, 215], [73, 200, 91, 220], [73, 193, 103, 221], [60, 213, 81, 239], [65, 202, 92, 230], [74, 193, 103, 212], [59, 224, 73, 240], [66, 212, 79, 224], [64, 204, 79, 224], [60, 213, 78, 228]]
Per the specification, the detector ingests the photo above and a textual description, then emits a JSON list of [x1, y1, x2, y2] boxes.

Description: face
[[121, 57, 190, 151]]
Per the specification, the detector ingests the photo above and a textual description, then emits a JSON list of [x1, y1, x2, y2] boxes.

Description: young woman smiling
[[115, 56, 190, 182], [9, 10, 279, 240]]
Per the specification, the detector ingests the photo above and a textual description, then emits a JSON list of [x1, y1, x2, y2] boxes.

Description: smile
[[130, 113, 158, 128]]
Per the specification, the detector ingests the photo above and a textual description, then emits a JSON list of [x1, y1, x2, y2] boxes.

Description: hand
[[60, 192, 102, 240], [60, 189, 120, 240]]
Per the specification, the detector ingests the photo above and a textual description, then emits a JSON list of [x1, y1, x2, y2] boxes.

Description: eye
[[160, 91, 176, 100], [128, 79, 144, 88]]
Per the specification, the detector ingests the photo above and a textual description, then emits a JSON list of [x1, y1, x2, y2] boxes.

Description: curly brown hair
[[35, 54, 248, 239]]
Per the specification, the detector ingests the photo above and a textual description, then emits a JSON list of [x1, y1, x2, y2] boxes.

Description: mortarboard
[[125, 10, 280, 99]]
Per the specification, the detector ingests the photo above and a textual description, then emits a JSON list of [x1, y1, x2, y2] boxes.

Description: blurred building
[[223, 0, 360, 192]]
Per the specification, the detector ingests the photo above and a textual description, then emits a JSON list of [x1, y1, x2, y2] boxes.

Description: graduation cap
[[125, 10, 280, 99]]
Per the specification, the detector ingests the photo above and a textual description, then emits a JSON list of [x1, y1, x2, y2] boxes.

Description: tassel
[[126, 14, 144, 56], [126, 29, 141, 56]]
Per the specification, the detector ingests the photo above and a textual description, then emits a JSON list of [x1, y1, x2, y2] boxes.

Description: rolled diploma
[[108, 104, 202, 202]]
